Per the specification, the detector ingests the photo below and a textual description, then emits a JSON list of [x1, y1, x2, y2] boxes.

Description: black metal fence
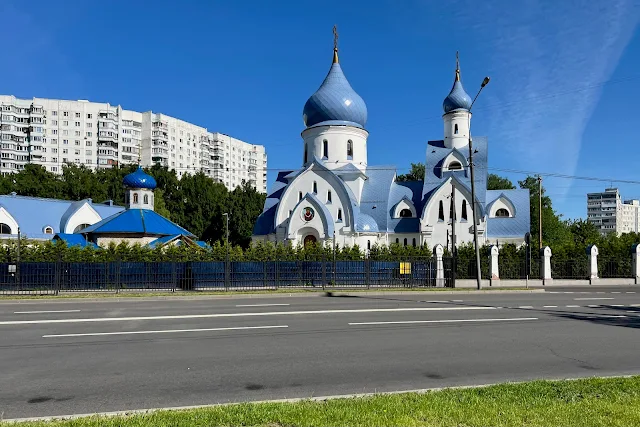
[[0, 257, 456, 294], [598, 257, 633, 279], [551, 258, 590, 279]]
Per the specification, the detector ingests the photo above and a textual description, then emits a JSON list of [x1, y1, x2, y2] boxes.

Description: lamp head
[[481, 77, 490, 88]]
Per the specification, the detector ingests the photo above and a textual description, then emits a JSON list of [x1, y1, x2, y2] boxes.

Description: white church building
[[253, 36, 530, 249]]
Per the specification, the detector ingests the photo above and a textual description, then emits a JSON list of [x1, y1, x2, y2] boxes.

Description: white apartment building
[[587, 188, 640, 235], [0, 95, 267, 193]]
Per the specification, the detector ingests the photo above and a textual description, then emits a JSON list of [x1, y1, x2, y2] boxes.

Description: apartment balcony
[[98, 111, 117, 121], [152, 157, 169, 167], [152, 122, 168, 131], [98, 131, 119, 142], [151, 131, 169, 140]]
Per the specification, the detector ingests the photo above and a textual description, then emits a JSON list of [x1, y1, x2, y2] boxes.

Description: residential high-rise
[[0, 95, 267, 193], [586, 188, 640, 235]]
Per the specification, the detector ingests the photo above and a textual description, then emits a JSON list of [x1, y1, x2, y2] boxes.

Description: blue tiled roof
[[53, 233, 98, 248], [0, 194, 124, 240], [486, 189, 531, 238], [80, 209, 195, 237], [302, 61, 367, 129], [123, 167, 157, 190], [359, 166, 397, 232]]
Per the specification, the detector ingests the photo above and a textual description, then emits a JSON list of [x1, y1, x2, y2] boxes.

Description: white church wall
[[302, 125, 369, 173], [443, 110, 471, 149], [63, 203, 103, 234], [0, 207, 19, 234]]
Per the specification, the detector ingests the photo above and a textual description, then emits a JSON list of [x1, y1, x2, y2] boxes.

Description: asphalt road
[[2, 286, 640, 420]]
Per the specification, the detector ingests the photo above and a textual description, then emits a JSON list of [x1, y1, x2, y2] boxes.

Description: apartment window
[[63, 140, 68, 144], [52, 158, 57, 163], [52, 111, 57, 116], [86, 141, 92, 146], [63, 112, 68, 117], [51, 120, 57, 125], [62, 149, 68, 154], [51, 129, 58, 135], [86, 132, 92, 137], [75, 112, 80, 118], [86, 150, 92, 155], [52, 148, 58, 154], [86, 122, 92, 128], [75, 131, 81, 136], [86, 159, 92, 164], [74, 121, 80, 127], [75, 140, 80, 146], [87, 113, 92, 119], [323, 140, 328, 158], [62, 130, 68, 136], [51, 166, 57, 172], [63, 121, 68, 126], [75, 149, 80, 155], [327, 190, 332, 203]]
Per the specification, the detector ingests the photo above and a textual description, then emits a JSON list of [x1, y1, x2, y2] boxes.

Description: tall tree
[[396, 163, 425, 182], [487, 174, 515, 190], [518, 176, 570, 247]]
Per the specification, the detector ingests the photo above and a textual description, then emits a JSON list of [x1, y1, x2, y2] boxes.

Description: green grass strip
[[6, 377, 640, 426]]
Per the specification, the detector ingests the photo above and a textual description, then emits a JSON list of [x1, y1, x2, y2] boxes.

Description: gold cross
[[333, 25, 339, 51]]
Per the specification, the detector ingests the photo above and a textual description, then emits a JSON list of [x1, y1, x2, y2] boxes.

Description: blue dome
[[302, 51, 367, 129], [443, 76, 472, 113], [123, 166, 157, 190]]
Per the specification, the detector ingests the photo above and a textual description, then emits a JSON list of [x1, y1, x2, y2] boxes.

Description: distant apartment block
[[587, 188, 640, 235], [0, 95, 267, 193]]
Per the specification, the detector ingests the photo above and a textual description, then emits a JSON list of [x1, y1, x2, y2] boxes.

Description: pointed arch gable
[[62, 201, 103, 234], [275, 159, 356, 230], [0, 206, 19, 235], [420, 176, 483, 224], [487, 193, 517, 218], [435, 149, 468, 178], [286, 193, 335, 240], [392, 196, 417, 218]]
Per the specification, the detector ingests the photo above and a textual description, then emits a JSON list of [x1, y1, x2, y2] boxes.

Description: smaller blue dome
[[123, 166, 157, 190], [443, 77, 472, 113]]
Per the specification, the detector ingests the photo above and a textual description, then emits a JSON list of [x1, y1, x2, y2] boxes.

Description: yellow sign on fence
[[400, 262, 411, 275]]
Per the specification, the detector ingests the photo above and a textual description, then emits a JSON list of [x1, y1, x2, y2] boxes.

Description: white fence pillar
[[587, 244, 598, 283], [489, 245, 499, 283], [541, 246, 552, 285], [633, 244, 640, 285], [434, 244, 444, 288]]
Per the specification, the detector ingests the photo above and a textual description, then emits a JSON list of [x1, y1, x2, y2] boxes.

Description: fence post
[[321, 255, 326, 289], [365, 257, 371, 289], [541, 246, 552, 285], [587, 244, 599, 284], [489, 245, 499, 286], [632, 244, 640, 285], [263, 261, 267, 289], [171, 260, 177, 292], [434, 244, 444, 288]]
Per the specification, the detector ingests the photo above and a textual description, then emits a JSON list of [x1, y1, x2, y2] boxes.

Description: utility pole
[[468, 76, 491, 290], [538, 175, 543, 249], [451, 181, 456, 254]]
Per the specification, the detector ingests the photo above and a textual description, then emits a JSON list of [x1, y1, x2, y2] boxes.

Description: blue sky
[[2, 0, 639, 220]]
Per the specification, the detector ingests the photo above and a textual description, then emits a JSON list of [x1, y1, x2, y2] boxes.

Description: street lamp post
[[468, 76, 490, 290]]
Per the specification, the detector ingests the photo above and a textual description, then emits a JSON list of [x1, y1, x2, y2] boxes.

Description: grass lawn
[[6, 377, 640, 426], [0, 287, 538, 300]]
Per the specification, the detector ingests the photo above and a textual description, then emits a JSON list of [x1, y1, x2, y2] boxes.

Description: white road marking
[[451, 300, 464, 302], [596, 292, 605, 294], [598, 315, 627, 318], [43, 325, 288, 338], [14, 310, 81, 314], [0, 306, 498, 326], [349, 317, 538, 326], [612, 292, 621, 294], [587, 305, 600, 308], [543, 305, 557, 308], [235, 303, 290, 307], [566, 305, 580, 308], [518, 306, 533, 309], [423, 300, 448, 303], [564, 292, 574, 294], [579, 292, 589, 294], [611, 304, 624, 307], [627, 292, 636, 294], [630, 304, 640, 307], [574, 297, 615, 301], [548, 291, 560, 294]]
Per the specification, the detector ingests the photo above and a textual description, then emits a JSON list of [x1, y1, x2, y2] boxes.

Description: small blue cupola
[[302, 28, 367, 129], [123, 166, 156, 210], [443, 53, 472, 113]]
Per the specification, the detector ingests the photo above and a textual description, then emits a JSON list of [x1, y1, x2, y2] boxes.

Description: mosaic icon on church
[[302, 207, 315, 222]]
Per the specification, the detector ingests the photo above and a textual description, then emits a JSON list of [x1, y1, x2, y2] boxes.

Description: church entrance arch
[[303, 234, 317, 246]]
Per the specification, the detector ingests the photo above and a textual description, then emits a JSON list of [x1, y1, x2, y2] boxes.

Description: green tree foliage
[[487, 174, 515, 190], [0, 164, 265, 246], [396, 163, 425, 182], [519, 176, 571, 248]]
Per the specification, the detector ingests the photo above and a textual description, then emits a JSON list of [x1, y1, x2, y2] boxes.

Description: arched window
[[327, 190, 332, 203], [454, 124, 459, 134], [347, 140, 353, 158], [412, 238, 416, 247], [133, 193, 139, 204], [337, 208, 342, 221], [448, 161, 462, 171], [399, 208, 412, 218], [367, 240, 371, 250], [304, 145, 308, 164], [438, 200, 445, 221], [298, 191, 303, 202], [396, 238, 399, 244], [0, 223, 11, 234], [462, 200, 468, 221], [313, 181, 317, 194], [73, 223, 90, 233], [323, 140, 328, 158], [143, 194, 149, 204], [403, 238, 407, 246], [44, 226, 54, 235], [495, 208, 510, 217]]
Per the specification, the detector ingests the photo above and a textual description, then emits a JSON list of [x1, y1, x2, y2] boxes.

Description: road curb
[[0, 288, 548, 304], [3, 374, 634, 423]]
